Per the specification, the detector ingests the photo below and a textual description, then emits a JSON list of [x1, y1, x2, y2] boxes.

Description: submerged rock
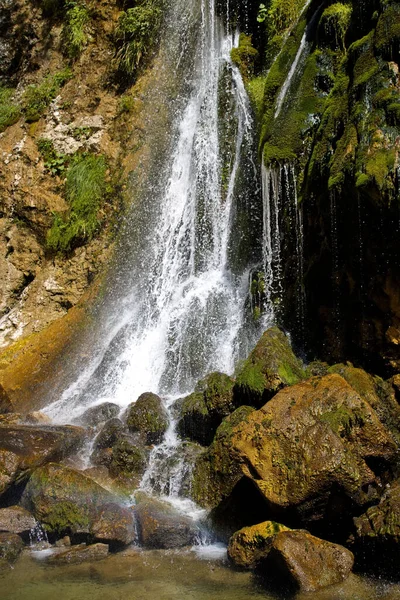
[[233, 327, 306, 407], [46, 543, 109, 565], [126, 393, 169, 445], [265, 530, 354, 592], [134, 494, 200, 549], [0, 506, 36, 539], [228, 521, 290, 569]]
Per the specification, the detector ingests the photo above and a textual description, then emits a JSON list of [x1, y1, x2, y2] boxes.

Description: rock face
[[126, 393, 169, 445], [228, 521, 290, 569], [352, 480, 400, 576], [21, 463, 115, 538], [134, 495, 200, 549], [193, 374, 398, 536], [265, 530, 354, 592], [0, 506, 36, 538], [233, 327, 306, 407]]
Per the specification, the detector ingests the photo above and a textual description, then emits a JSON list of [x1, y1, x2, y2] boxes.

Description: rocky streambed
[[1, 326, 400, 597]]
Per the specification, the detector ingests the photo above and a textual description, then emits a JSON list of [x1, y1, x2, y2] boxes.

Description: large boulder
[[194, 375, 398, 535], [21, 463, 116, 539], [46, 543, 109, 565], [0, 424, 86, 472], [90, 418, 126, 467], [126, 393, 169, 445], [352, 480, 400, 576], [265, 530, 354, 592], [78, 403, 120, 427], [0, 532, 24, 568], [91, 503, 136, 549], [228, 521, 290, 569], [233, 327, 306, 407], [177, 372, 236, 446], [134, 494, 200, 549], [0, 506, 36, 540]]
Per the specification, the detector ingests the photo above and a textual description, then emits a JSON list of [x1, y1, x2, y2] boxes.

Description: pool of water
[[1, 546, 400, 600]]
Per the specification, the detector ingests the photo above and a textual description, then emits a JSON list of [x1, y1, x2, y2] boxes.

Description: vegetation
[[114, 0, 163, 76], [37, 139, 68, 176], [319, 3, 352, 52], [62, 1, 90, 59], [0, 87, 21, 132], [47, 153, 107, 253], [231, 34, 258, 80], [23, 68, 72, 122]]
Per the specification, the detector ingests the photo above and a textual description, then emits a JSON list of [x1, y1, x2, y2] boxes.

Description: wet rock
[[352, 480, 400, 577], [0, 424, 86, 472], [79, 403, 120, 427], [265, 530, 354, 592], [233, 326, 306, 407], [21, 463, 115, 539], [109, 435, 148, 487], [23, 412, 52, 425], [46, 543, 109, 565], [228, 521, 290, 569], [0, 449, 19, 497], [0, 506, 36, 539], [91, 503, 136, 549], [194, 375, 398, 536], [0, 385, 12, 414], [135, 494, 200, 549], [199, 371, 235, 419], [90, 418, 126, 466], [126, 393, 169, 445], [0, 532, 23, 567]]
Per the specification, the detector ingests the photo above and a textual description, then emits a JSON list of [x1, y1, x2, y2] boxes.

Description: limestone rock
[[228, 521, 290, 569], [233, 326, 306, 407], [46, 543, 109, 565], [0, 506, 36, 538], [126, 393, 168, 445], [91, 503, 136, 548], [135, 494, 200, 549], [21, 462, 116, 538], [265, 530, 354, 592]]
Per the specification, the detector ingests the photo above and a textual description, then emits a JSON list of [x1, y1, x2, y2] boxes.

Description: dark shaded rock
[[0, 424, 86, 472], [79, 403, 120, 427], [0, 532, 23, 567], [0, 506, 36, 539], [228, 521, 290, 569], [199, 371, 235, 418], [352, 480, 400, 577], [109, 435, 148, 487], [0, 385, 12, 414], [126, 393, 168, 445], [233, 327, 306, 407], [135, 494, 200, 549], [90, 418, 126, 466], [0, 449, 19, 497], [91, 502, 136, 549], [265, 530, 354, 592], [21, 463, 115, 539], [46, 543, 109, 565]]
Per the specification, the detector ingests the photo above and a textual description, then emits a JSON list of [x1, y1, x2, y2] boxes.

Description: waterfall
[[44, 1, 263, 436]]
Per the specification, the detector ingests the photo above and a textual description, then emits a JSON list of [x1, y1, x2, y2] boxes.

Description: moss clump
[[374, 4, 400, 60], [62, 1, 90, 59], [114, 1, 163, 76], [23, 68, 72, 122], [231, 34, 258, 80], [319, 405, 358, 436], [319, 3, 352, 52], [0, 87, 21, 132], [43, 501, 89, 536], [247, 75, 267, 120], [126, 392, 168, 445], [46, 153, 107, 253], [201, 372, 235, 417], [110, 439, 147, 479]]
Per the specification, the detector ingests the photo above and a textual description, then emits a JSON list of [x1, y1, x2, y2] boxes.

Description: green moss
[[235, 362, 266, 399], [37, 138, 68, 176], [110, 439, 147, 478], [126, 392, 168, 444], [231, 34, 258, 80], [0, 87, 21, 132], [365, 149, 396, 190], [46, 153, 107, 253], [319, 405, 359, 436], [328, 123, 358, 189], [43, 501, 89, 536], [277, 362, 301, 386], [374, 4, 400, 58], [319, 3, 352, 52], [23, 68, 73, 122], [62, 1, 90, 59], [114, 1, 163, 76]]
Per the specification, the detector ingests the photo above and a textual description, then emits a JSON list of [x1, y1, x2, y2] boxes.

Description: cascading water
[[44, 0, 264, 516]]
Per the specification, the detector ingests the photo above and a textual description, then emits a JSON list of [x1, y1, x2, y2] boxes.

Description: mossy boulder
[[91, 418, 126, 466], [177, 373, 235, 446], [228, 521, 290, 569], [21, 463, 115, 539], [352, 480, 400, 577], [126, 393, 168, 445], [134, 494, 200, 549], [233, 327, 306, 407], [265, 530, 354, 592], [109, 436, 148, 488]]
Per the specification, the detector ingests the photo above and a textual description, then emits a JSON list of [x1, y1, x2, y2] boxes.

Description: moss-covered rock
[[109, 436, 148, 488], [233, 327, 306, 407], [126, 392, 168, 445], [228, 521, 290, 569], [21, 463, 116, 539], [91, 418, 127, 466]]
